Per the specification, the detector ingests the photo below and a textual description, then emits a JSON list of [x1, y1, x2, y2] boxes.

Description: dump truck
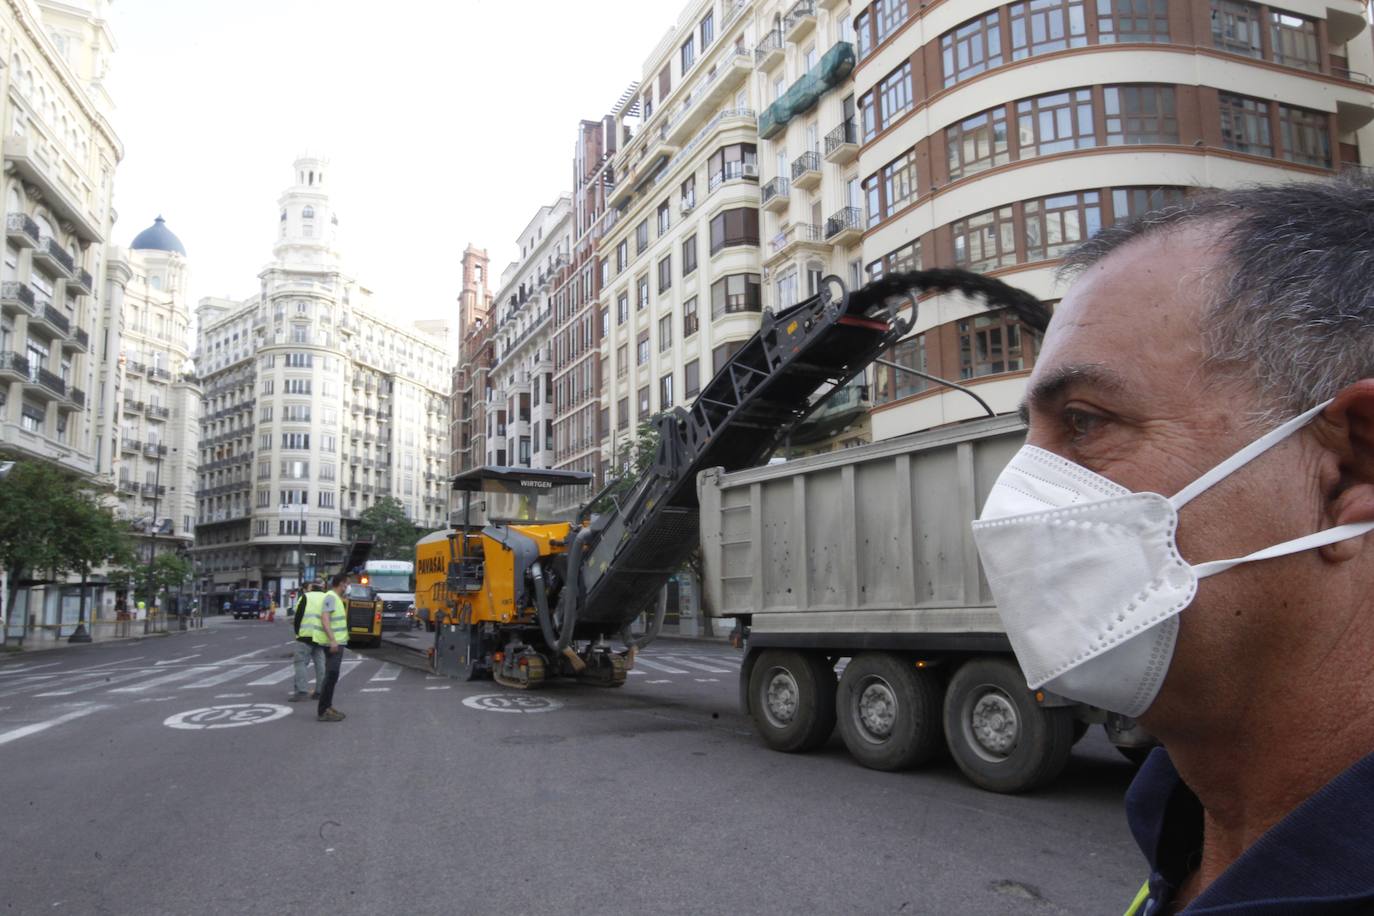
[[424, 270, 1052, 694], [696, 415, 1155, 793]]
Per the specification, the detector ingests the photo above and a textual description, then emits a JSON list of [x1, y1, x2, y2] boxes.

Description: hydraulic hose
[[619, 585, 668, 660], [554, 526, 594, 652]]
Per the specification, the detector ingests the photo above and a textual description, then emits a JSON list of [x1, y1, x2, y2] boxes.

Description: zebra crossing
[[0, 647, 744, 705]]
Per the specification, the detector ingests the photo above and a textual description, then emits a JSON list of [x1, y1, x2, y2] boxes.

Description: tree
[[592, 417, 663, 516], [356, 496, 424, 560], [0, 460, 132, 640], [113, 551, 192, 607]]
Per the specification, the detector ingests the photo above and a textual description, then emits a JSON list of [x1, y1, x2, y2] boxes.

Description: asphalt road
[[0, 619, 1145, 915]]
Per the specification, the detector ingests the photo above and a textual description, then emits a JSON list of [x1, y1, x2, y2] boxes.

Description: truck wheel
[[943, 658, 1074, 794], [748, 650, 836, 753], [836, 653, 942, 771]]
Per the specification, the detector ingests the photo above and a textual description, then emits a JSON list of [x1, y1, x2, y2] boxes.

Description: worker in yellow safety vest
[[289, 581, 326, 702], [311, 572, 349, 722]]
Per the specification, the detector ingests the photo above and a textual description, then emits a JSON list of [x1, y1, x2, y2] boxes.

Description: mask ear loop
[[1170, 400, 1332, 510]]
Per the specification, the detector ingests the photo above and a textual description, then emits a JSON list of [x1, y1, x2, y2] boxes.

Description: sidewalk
[[1, 613, 241, 655]]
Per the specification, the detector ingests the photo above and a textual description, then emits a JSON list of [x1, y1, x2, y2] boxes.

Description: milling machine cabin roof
[[450, 466, 594, 495]]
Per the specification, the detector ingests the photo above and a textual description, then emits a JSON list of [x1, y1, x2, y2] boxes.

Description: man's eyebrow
[[1017, 364, 1129, 425]]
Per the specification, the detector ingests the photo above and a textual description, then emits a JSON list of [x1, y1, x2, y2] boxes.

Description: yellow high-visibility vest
[[296, 591, 327, 641], [312, 591, 349, 646]]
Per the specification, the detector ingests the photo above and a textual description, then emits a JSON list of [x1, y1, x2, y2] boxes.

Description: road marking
[[647, 679, 671, 684], [164, 703, 291, 730], [628, 670, 646, 676], [368, 663, 401, 682], [360, 687, 390, 693], [634, 658, 690, 674], [462, 694, 561, 713], [110, 666, 218, 693], [221, 647, 276, 665], [68, 656, 145, 672], [235, 636, 247, 640], [0, 661, 62, 676], [425, 675, 445, 680], [246, 666, 295, 686], [181, 665, 268, 689], [337, 660, 363, 680], [192, 644, 208, 649], [694, 678, 720, 683], [664, 657, 733, 674], [155, 654, 202, 667], [214, 693, 251, 699], [0, 705, 107, 746], [33, 669, 163, 697], [425, 685, 451, 691]]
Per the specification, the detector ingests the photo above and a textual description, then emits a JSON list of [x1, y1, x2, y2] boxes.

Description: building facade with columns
[[852, 0, 1374, 439], [193, 158, 450, 606]]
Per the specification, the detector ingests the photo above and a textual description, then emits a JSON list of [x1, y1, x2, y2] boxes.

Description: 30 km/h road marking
[[461, 694, 562, 714], [164, 704, 291, 730], [0, 705, 107, 746]]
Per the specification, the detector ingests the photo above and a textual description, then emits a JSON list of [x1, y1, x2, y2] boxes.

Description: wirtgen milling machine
[[427, 272, 1049, 689]]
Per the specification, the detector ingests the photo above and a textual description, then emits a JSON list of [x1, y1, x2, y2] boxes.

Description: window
[[636, 276, 650, 311], [600, 306, 610, 336], [941, 12, 1003, 88], [280, 459, 309, 479], [260, 379, 274, 395], [283, 404, 311, 421], [1104, 86, 1178, 145], [658, 314, 673, 352], [1279, 105, 1330, 167], [1096, 0, 1169, 43], [318, 520, 335, 537], [637, 330, 650, 365], [683, 297, 699, 338], [871, 240, 923, 280], [257, 488, 271, 508], [659, 372, 674, 410], [259, 405, 274, 421], [279, 519, 305, 536], [260, 432, 273, 449], [684, 359, 701, 399], [712, 340, 744, 373], [700, 10, 714, 47], [681, 175, 696, 211], [855, 10, 873, 59], [258, 459, 271, 479], [285, 377, 311, 394], [617, 344, 628, 377], [1024, 191, 1102, 262], [878, 63, 913, 127], [1016, 88, 1094, 156], [635, 220, 649, 254], [709, 207, 760, 254], [881, 152, 917, 218], [952, 206, 1018, 272], [617, 397, 630, 430], [1211, 0, 1261, 58], [875, 334, 929, 403], [681, 35, 695, 72], [947, 108, 1010, 181], [285, 352, 312, 367], [959, 310, 1038, 379], [1009, 0, 1087, 60], [863, 176, 881, 227], [657, 200, 671, 235], [600, 257, 610, 287], [1219, 92, 1272, 157], [322, 433, 336, 452], [859, 92, 877, 142], [616, 240, 628, 272], [319, 462, 335, 481], [280, 488, 308, 505], [708, 143, 757, 189], [876, 0, 909, 41], [281, 432, 311, 450], [1111, 186, 1187, 223], [20, 403, 42, 432], [682, 235, 697, 275], [1270, 11, 1319, 72], [658, 255, 672, 293], [710, 273, 762, 318], [617, 292, 629, 325]]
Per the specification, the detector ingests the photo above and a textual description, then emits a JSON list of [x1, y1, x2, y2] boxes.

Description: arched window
[[302, 206, 315, 220], [280, 209, 287, 221]]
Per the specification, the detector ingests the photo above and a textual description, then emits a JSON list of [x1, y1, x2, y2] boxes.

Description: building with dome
[[107, 215, 200, 568], [192, 157, 451, 606]]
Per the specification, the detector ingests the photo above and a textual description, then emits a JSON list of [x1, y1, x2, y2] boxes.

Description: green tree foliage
[[591, 418, 662, 516], [356, 496, 425, 560], [0, 460, 132, 621], [113, 552, 193, 606]]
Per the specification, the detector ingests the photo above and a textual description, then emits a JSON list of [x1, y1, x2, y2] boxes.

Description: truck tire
[[748, 649, 836, 753], [836, 653, 942, 771], [942, 658, 1074, 794]]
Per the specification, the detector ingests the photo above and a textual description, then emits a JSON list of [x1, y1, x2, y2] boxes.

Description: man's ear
[[1318, 380, 1374, 562]]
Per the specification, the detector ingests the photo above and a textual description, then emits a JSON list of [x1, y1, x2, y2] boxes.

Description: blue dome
[[130, 216, 186, 256]]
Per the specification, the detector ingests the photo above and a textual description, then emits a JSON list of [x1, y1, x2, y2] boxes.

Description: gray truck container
[[697, 415, 1150, 793]]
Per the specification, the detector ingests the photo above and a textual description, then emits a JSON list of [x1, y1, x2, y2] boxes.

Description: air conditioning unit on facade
[[742, 163, 758, 178]]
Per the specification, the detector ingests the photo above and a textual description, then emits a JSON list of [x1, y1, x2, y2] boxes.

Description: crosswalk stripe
[[181, 665, 268, 689], [689, 654, 741, 667], [634, 658, 691, 674], [109, 666, 218, 693], [628, 669, 646, 676], [662, 657, 733, 674], [34, 669, 162, 697], [0, 661, 61, 677], [246, 666, 296, 686], [369, 663, 401, 682], [338, 660, 363, 680], [0, 704, 107, 746], [155, 654, 202, 667]]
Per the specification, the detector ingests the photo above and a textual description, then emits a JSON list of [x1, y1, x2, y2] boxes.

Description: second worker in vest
[[314, 572, 350, 722], [288, 580, 326, 703]]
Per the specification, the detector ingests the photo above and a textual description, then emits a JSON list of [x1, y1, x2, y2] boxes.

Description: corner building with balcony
[[486, 197, 571, 469], [850, 0, 1374, 437], [111, 216, 199, 563], [193, 157, 450, 606], [596, 0, 762, 475]]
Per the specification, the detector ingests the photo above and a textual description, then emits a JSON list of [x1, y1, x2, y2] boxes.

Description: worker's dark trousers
[[317, 648, 344, 716]]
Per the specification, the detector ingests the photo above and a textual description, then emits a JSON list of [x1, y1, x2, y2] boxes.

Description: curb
[[1, 629, 173, 655]]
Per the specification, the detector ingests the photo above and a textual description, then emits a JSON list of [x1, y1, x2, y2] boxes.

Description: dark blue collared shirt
[[1125, 747, 1374, 914]]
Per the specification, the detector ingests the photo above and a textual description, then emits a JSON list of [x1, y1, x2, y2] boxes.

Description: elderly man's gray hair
[[1059, 174, 1374, 419]]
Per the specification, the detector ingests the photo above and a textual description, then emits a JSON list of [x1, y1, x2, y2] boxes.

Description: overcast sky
[[106, 0, 680, 329]]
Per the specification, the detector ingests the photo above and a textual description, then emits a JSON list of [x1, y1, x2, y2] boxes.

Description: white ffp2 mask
[[972, 400, 1374, 717]]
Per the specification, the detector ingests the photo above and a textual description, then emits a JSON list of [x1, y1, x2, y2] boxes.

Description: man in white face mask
[[973, 177, 1374, 915]]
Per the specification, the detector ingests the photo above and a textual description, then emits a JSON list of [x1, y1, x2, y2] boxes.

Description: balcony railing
[[121, 437, 141, 452], [68, 386, 85, 409], [0, 351, 30, 378], [143, 443, 169, 456], [824, 206, 863, 241], [5, 213, 40, 248], [0, 281, 35, 313], [824, 119, 858, 159], [123, 398, 144, 412], [71, 327, 89, 350], [34, 366, 66, 397], [40, 304, 70, 335], [71, 268, 95, 295], [35, 236, 75, 277], [769, 222, 824, 255], [141, 483, 167, 496], [761, 177, 790, 208], [790, 151, 821, 185], [147, 405, 171, 419], [755, 30, 784, 67]]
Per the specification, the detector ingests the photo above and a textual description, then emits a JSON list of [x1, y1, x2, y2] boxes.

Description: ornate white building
[[193, 157, 451, 606]]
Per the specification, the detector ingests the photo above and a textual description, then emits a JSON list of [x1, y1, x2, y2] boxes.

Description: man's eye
[[1064, 409, 1103, 441]]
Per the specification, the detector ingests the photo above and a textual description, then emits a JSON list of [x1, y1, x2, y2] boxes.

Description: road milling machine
[[425, 270, 1050, 690]]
